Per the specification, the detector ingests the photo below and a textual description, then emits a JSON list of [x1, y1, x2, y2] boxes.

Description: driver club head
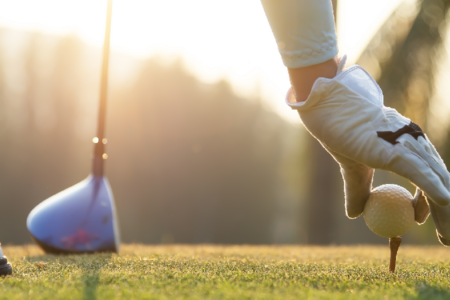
[[27, 174, 120, 254], [27, 0, 118, 255]]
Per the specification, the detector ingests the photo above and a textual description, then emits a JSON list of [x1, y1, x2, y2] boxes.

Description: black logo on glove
[[377, 122, 425, 145]]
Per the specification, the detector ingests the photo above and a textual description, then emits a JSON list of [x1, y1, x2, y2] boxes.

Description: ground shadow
[[83, 271, 101, 300], [408, 283, 450, 300], [81, 253, 112, 300], [24, 253, 112, 300]]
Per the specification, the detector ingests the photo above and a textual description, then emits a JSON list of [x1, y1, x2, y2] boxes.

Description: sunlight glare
[[0, 0, 405, 123]]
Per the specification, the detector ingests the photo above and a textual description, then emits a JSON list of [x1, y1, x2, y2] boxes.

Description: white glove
[[287, 56, 450, 244]]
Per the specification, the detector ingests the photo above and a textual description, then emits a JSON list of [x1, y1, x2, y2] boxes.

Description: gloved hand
[[287, 55, 450, 245]]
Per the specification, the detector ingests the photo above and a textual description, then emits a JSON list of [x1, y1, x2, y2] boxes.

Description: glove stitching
[[399, 145, 431, 168], [428, 203, 444, 235], [320, 99, 357, 148], [420, 137, 448, 171], [401, 135, 449, 188], [320, 102, 350, 152], [419, 147, 449, 189], [391, 145, 450, 206], [320, 101, 392, 169]]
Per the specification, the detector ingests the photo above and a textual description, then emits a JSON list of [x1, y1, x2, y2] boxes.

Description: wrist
[[288, 57, 338, 102]]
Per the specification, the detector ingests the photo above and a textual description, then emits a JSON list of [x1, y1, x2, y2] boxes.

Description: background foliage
[[0, 13, 448, 245]]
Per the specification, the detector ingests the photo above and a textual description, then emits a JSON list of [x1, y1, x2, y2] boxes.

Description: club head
[[27, 175, 120, 254]]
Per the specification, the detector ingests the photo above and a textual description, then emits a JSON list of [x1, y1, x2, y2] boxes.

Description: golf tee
[[389, 237, 402, 273]]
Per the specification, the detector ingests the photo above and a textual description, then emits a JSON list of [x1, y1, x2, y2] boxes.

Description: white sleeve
[[260, 0, 338, 68]]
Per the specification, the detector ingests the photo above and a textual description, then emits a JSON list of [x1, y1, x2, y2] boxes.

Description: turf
[[1, 245, 450, 299]]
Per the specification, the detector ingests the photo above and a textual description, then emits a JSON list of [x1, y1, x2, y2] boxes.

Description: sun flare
[[0, 0, 403, 122]]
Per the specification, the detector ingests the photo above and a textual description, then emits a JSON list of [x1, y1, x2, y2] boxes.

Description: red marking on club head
[[61, 229, 99, 249]]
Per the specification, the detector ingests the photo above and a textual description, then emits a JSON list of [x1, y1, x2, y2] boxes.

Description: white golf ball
[[363, 184, 414, 238]]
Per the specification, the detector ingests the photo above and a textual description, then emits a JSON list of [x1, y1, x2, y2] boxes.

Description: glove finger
[[412, 188, 430, 225], [385, 134, 450, 207], [437, 231, 450, 247], [429, 200, 450, 240], [323, 146, 373, 219], [340, 163, 373, 219]]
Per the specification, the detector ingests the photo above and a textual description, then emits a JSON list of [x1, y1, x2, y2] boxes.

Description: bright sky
[[0, 0, 404, 122]]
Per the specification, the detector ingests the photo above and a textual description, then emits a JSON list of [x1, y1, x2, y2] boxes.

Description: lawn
[[1, 244, 450, 299]]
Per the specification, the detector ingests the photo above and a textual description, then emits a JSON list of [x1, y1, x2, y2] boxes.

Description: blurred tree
[[0, 30, 295, 245], [358, 0, 450, 128], [108, 59, 289, 244], [0, 33, 89, 244]]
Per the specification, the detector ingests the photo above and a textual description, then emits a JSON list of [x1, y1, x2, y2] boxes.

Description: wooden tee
[[389, 237, 402, 273]]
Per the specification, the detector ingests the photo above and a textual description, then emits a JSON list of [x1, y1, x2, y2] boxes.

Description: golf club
[[27, 0, 120, 254]]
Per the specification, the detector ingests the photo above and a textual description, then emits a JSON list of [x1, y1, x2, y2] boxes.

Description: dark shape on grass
[[0, 261, 12, 277], [0, 245, 12, 276]]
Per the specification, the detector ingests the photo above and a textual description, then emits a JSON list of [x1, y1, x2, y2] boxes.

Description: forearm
[[260, 0, 338, 101]]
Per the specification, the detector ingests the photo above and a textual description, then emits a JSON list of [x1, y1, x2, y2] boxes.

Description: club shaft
[[93, 0, 113, 176]]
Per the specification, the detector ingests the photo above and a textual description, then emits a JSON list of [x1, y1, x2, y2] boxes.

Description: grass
[[1, 245, 450, 299]]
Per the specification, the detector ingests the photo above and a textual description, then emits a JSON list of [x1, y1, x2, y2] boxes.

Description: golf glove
[[287, 55, 450, 245]]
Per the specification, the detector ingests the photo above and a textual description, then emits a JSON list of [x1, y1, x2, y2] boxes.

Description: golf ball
[[363, 184, 414, 238]]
